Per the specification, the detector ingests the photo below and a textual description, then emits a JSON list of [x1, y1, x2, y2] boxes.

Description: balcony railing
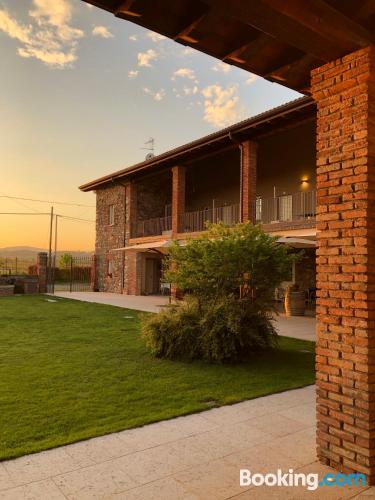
[[180, 203, 240, 233], [133, 215, 172, 238], [133, 191, 316, 238], [255, 190, 316, 225]]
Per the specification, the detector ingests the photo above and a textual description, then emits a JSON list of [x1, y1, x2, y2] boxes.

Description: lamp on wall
[[300, 177, 309, 189]]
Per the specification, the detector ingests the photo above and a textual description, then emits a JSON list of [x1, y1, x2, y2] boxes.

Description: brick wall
[[312, 46, 375, 480], [241, 140, 257, 222], [172, 166, 186, 235]]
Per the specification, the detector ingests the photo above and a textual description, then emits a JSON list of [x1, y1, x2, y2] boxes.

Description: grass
[[0, 295, 315, 461]]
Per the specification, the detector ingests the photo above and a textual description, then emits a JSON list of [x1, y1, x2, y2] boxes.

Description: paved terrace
[[0, 386, 372, 499], [53, 292, 316, 342]]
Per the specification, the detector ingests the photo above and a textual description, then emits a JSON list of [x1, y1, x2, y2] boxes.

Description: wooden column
[[312, 46, 375, 481], [241, 140, 257, 223], [172, 165, 186, 236]]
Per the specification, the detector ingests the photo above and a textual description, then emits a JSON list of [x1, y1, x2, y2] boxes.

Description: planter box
[[0, 285, 15, 297]]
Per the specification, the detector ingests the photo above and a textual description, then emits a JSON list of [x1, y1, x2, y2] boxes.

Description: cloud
[[143, 87, 165, 101], [212, 62, 231, 73], [201, 84, 244, 128], [245, 73, 259, 85], [146, 31, 166, 42], [137, 48, 158, 67], [129, 34, 138, 41], [128, 69, 138, 79], [0, 1, 84, 68], [182, 85, 198, 96], [181, 47, 196, 56], [172, 67, 198, 84], [92, 25, 113, 38]]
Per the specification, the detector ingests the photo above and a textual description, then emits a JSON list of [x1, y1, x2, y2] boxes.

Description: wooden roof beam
[[262, 0, 374, 52], [223, 34, 272, 64], [115, 0, 142, 18], [173, 13, 207, 44], [202, 0, 371, 61]]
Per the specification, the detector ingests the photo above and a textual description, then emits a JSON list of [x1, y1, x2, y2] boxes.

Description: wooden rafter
[[115, 0, 142, 18], [223, 34, 272, 64], [262, 0, 374, 52], [202, 0, 371, 61], [173, 13, 207, 43]]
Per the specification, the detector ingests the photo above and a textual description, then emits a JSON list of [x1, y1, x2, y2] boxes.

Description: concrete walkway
[[53, 292, 170, 313], [0, 386, 371, 499], [52, 292, 316, 341]]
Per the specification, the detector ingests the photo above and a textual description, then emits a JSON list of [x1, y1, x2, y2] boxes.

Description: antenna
[[141, 137, 155, 160]]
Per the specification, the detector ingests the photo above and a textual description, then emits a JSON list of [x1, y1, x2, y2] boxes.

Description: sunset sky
[[0, 0, 300, 251]]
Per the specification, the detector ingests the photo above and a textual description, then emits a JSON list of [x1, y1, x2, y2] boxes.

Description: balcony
[[132, 191, 316, 238], [255, 190, 316, 226], [180, 204, 240, 233], [133, 215, 172, 238]]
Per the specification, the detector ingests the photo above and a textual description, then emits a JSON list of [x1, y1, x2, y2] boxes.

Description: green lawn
[[0, 295, 315, 461]]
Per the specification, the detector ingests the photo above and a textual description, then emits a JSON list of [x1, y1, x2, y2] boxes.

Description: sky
[[0, 0, 300, 251]]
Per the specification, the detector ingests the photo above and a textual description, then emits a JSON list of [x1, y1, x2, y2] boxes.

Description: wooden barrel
[[285, 290, 306, 316]]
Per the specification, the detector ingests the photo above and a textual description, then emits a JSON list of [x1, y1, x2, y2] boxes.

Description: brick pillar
[[312, 46, 375, 480], [90, 255, 97, 292], [172, 165, 186, 235], [126, 182, 137, 239], [241, 140, 257, 223], [37, 252, 48, 293]]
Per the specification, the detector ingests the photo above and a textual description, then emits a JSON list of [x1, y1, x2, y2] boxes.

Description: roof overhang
[[82, 0, 374, 93], [80, 96, 315, 191]]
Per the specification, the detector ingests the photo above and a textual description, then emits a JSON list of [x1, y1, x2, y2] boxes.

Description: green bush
[[142, 297, 278, 363], [142, 223, 297, 364], [141, 300, 201, 360]]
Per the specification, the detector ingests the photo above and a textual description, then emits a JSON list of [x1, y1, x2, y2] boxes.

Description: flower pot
[[285, 290, 306, 316]]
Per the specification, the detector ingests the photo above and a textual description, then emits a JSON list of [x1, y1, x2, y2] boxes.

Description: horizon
[[1, 0, 300, 251]]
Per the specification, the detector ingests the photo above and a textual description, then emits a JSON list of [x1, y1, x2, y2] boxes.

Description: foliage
[[59, 253, 73, 268], [0, 295, 314, 461], [144, 223, 297, 363]]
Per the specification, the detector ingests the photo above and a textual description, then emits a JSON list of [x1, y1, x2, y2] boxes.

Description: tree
[[59, 253, 73, 268], [143, 222, 298, 363]]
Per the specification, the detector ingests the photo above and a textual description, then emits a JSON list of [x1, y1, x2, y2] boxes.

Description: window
[[109, 205, 115, 225]]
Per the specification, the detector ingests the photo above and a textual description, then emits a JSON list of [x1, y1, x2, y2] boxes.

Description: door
[[144, 258, 162, 295]]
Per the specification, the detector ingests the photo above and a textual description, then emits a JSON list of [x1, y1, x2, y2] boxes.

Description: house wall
[[257, 121, 316, 199], [185, 148, 240, 211], [95, 184, 126, 293], [136, 170, 172, 220]]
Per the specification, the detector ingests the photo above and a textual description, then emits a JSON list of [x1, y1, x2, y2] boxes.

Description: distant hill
[[0, 246, 93, 259]]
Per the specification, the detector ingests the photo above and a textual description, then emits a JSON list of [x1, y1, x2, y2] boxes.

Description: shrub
[[143, 222, 297, 363], [141, 299, 201, 360], [142, 296, 278, 363]]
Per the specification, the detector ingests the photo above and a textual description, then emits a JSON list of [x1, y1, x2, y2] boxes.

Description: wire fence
[[0, 257, 37, 276]]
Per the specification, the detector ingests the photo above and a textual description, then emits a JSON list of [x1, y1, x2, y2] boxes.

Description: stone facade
[[312, 46, 375, 480], [95, 184, 127, 293]]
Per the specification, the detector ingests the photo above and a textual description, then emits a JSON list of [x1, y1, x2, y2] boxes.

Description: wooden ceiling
[[81, 0, 375, 93]]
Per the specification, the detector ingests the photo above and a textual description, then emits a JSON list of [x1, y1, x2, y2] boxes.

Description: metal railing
[[0, 257, 37, 276], [255, 190, 316, 225], [133, 215, 172, 238], [180, 203, 240, 233]]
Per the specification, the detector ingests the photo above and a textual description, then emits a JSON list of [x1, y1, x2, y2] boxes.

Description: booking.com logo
[[240, 469, 367, 491]]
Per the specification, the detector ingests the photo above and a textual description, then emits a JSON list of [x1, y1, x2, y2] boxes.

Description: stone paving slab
[[0, 385, 370, 499]]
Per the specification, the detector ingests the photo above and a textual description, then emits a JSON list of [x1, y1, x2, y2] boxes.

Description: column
[[37, 252, 48, 293], [241, 140, 257, 223], [172, 165, 186, 236], [312, 46, 375, 480]]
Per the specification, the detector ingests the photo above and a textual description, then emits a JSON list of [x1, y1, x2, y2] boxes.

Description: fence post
[[69, 258, 73, 292], [37, 252, 48, 293], [91, 255, 97, 292]]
